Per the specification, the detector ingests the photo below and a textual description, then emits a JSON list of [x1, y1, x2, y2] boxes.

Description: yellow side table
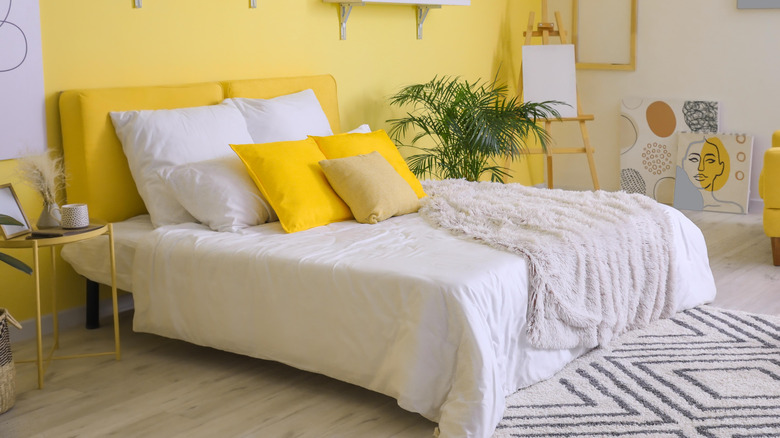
[[0, 223, 120, 389]]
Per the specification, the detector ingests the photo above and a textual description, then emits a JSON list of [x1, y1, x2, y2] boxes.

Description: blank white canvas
[[0, 0, 47, 161], [522, 44, 578, 118]]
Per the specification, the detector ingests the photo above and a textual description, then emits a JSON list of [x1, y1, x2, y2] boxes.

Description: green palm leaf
[[388, 75, 562, 183], [0, 214, 32, 275], [0, 252, 32, 275]]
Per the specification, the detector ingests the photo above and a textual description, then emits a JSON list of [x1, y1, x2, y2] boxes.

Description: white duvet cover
[[61, 215, 154, 292], [131, 205, 716, 438]]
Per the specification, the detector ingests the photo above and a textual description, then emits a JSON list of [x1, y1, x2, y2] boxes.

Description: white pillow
[[223, 89, 333, 144], [111, 104, 254, 227], [348, 124, 371, 134], [158, 156, 277, 233]]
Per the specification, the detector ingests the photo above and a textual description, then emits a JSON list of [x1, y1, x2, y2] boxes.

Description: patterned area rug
[[494, 306, 780, 437]]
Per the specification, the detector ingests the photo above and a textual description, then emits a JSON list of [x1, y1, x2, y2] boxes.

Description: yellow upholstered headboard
[[59, 74, 341, 223]]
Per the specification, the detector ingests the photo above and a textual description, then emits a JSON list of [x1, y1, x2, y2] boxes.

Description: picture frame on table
[[0, 183, 32, 239]]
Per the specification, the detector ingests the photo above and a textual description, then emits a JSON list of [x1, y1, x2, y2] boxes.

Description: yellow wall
[[0, 159, 56, 321], [0, 0, 539, 321]]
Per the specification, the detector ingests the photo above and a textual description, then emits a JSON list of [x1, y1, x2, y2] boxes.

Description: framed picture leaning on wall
[[0, 184, 31, 239], [737, 0, 780, 9]]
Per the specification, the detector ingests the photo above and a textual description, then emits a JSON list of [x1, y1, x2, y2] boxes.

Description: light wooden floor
[[1, 210, 778, 437], [684, 209, 780, 314]]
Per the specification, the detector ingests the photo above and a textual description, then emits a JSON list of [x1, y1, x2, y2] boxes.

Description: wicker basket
[[0, 308, 21, 415]]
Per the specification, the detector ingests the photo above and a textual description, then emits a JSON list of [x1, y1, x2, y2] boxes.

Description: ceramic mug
[[61, 203, 89, 229]]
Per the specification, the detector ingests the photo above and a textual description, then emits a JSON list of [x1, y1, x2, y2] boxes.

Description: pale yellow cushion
[[311, 130, 426, 199], [320, 152, 420, 224], [231, 138, 352, 233]]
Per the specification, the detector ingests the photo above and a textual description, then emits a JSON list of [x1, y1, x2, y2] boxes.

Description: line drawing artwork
[[0, 0, 28, 72], [0, 0, 46, 161], [674, 133, 753, 214]]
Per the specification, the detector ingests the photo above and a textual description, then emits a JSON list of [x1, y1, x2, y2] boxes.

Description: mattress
[[60, 215, 153, 292], [126, 204, 716, 438]]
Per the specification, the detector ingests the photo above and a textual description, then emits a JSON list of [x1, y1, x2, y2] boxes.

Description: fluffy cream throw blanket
[[419, 179, 678, 350]]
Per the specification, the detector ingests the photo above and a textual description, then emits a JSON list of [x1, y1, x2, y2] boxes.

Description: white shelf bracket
[[338, 3, 358, 40], [134, 0, 142, 7], [416, 5, 440, 39]]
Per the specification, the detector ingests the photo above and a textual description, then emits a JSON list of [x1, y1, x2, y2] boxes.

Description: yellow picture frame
[[574, 0, 636, 71], [549, 0, 637, 71]]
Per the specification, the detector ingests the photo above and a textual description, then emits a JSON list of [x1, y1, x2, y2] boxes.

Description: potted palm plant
[[387, 75, 561, 183], [1, 214, 28, 415]]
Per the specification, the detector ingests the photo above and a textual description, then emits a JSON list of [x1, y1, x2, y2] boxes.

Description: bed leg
[[86, 279, 100, 329]]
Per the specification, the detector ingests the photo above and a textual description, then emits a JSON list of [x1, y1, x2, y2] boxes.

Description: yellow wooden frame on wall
[[569, 0, 637, 71]]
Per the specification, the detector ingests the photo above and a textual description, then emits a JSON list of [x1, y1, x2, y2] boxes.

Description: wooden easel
[[518, 1, 600, 190]]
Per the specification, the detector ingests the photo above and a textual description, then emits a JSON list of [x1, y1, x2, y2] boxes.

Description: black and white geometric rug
[[494, 306, 780, 437]]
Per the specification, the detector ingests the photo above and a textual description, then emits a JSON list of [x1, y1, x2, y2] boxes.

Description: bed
[[58, 74, 717, 438]]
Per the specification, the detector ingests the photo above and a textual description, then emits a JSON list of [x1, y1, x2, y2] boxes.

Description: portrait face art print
[[673, 133, 753, 214]]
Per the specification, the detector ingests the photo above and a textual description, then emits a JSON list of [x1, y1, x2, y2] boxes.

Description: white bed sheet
[[130, 204, 716, 438], [60, 215, 153, 292]]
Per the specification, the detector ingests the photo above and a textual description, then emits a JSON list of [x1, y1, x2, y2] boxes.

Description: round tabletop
[[0, 223, 108, 249]]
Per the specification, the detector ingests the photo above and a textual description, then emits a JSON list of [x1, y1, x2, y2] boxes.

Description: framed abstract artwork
[[619, 98, 720, 204], [0, 0, 47, 161]]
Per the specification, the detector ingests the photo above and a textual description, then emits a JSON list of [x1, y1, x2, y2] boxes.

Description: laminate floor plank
[[1, 210, 777, 437], [103, 412, 202, 438], [682, 210, 780, 315]]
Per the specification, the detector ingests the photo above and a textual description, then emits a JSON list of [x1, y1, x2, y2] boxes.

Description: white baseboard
[[8, 294, 134, 344], [749, 198, 764, 215]]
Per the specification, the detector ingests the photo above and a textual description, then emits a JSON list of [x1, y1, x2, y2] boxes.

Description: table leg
[[109, 224, 121, 361], [51, 246, 59, 350], [33, 242, 43, 389]]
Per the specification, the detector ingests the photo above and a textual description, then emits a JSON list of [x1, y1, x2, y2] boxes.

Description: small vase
[[36, 201, 61, 229]]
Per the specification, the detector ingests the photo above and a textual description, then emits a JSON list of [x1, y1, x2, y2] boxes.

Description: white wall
[[553, 0, 779, 212]]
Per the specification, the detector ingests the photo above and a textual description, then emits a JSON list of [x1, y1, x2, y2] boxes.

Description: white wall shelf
[[133, 1, 260, 8], [322, 0, 470, 40]]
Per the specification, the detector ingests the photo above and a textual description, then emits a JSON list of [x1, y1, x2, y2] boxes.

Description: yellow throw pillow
[[311, 129, 426, 199], [231, 138, 352, 233], [319, 151, 420, 224]]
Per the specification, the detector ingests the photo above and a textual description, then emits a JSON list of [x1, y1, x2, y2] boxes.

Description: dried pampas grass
[[16, 151, 65, 204]]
